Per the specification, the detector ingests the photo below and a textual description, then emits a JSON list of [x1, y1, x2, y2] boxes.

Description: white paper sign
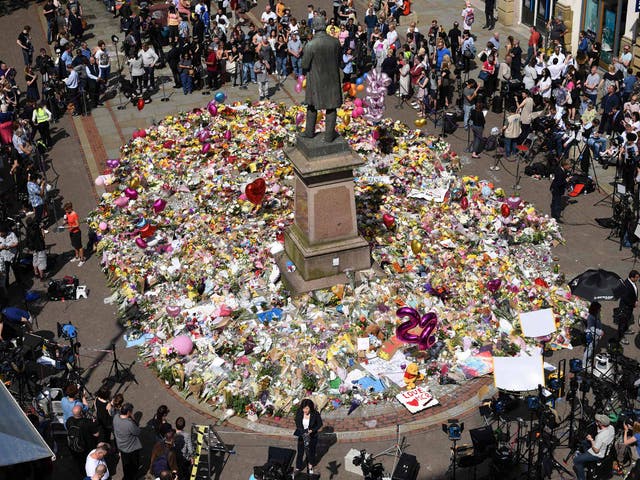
[[396, 386, 439, 413], [493, 355, 545, 391], [361, 351, 407, 387], [519, 308, 556, 338], [357, 337, 370, 351]]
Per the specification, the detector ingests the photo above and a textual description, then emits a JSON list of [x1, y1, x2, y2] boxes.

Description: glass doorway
[[522, 0, 535, 26]]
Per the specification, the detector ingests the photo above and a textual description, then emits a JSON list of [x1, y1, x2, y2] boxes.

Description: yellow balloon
[[342, 114, 351, 126], [414, 118, 426, 128], [130, 177, 140, 188], [410, 239, 422, 255], [302, 79, 307, 88]]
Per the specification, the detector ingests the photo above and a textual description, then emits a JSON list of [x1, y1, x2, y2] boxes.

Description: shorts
[[70, 230, 82, 250], [33, 250, 47, 272]]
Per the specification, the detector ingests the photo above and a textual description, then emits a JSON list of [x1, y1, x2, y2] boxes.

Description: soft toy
[[403, 362, 424, 389]]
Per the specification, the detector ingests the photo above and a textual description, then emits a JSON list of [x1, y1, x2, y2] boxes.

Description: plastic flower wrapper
[[89, 102, 587, 417]]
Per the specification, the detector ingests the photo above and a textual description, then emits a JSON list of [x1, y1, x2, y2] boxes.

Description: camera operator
[[550, 158, 570, 222], [462, 78, 480, 129], [516, 89, 534, 141], [587, 119, 608, 163], [613, 419, 640, 476], [63, 64, 83, 117], [0, 306, 32, 339], [293, 398, 322, 475], [62, 383, 90, 424], [497, 54, 512, 93], [572, 413, 615, 480], [0, 223, 19, 290], [470, 100, 485, 158], [613, 270, 640, 344], [460, 31, 475, 74]]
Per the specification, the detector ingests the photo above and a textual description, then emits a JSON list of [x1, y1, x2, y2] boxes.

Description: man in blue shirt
[[622, 68, 637, 103]]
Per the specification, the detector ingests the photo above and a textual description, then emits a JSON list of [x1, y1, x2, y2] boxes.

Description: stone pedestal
[[554, 2, 573, 53], [277, 136, 372, 294], [497, 0, 514, 26]]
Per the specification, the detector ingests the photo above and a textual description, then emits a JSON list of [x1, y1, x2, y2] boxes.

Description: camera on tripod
[[352, 450, 385, 480]]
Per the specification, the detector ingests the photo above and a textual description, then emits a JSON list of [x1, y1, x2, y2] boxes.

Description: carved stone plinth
[[277, 136, 372, 294]]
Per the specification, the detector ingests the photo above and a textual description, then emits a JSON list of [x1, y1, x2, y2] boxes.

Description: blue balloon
[[136, 218, 147, 228], [363, 72, 368, 80], [215, 92, 226, 103], [355, 77, 364, 85], [481, 185, 492, 198]]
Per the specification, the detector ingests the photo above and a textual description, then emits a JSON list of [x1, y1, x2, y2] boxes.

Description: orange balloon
[[356, 84, 365, 92], [349, 86, 357, 97]]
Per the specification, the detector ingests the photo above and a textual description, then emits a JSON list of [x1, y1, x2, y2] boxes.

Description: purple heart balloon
[[486, 279, 502, 293], [124, 187, 138, 200], [153, 198, 167, 214]]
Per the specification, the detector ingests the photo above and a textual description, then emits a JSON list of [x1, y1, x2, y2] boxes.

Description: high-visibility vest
[[35, 108, 49, 124]]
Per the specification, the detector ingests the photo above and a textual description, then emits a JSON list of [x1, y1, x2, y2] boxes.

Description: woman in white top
[[523, 58, 538, 91], [386, 23, 400, 51], [127, 54, 144, 94], [537, 68, 552, 99]]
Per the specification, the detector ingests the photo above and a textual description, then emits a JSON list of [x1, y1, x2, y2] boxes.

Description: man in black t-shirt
[[43, 0, 57, 45], [66, 405, 99, 470], [17, 26, 33, 66]]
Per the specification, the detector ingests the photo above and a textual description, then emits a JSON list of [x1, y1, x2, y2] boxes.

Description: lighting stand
[[372, 423, 408, 475], [111, 36, 127, 111], [160, 75, 170, 102], [512, 153, 523, 192], [448, 438, 459, 480], [105, 343, 137, 384]]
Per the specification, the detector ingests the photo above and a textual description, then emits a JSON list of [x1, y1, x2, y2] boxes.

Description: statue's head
[[311, 16, 327, 31]]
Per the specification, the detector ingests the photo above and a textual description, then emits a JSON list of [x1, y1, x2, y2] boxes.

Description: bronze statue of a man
[[301, 16, 343, 143]]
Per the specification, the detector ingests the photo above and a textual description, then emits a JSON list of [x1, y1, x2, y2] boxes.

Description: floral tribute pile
[[90, 101, 585, 418]]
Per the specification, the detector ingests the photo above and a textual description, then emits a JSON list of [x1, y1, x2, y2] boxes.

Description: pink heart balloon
[[166, 305, 181, 317], [153, 198, 167, 214], [135, 237, 147, 248], [295, 112, 304, 126], [224, 130, 232, 141], [114, 196, 129, 207], [208, 102, 218, 116], [202, 143, 211, 154]]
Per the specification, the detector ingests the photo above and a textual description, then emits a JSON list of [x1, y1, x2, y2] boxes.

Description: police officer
[[32, 101, 52, 148]]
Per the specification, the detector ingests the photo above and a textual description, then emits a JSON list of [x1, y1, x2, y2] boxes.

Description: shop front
[[521, 0, 555, 33], [581, 0, 628, 65]]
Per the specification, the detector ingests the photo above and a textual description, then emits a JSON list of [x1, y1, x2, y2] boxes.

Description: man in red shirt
[[205, 44, 219, 90], [64, 202, 85, 267], [525, 26, 540, 66]]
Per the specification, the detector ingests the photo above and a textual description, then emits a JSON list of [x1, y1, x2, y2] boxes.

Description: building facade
[[497, 0, 639, 68]]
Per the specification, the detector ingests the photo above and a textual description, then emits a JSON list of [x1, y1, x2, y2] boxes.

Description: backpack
[[98, 50, 109, 66], [484, 134, 497, 151], [67, 422, 85, 453], [151, 446, 170, 476], [465, 9, 475, 25]]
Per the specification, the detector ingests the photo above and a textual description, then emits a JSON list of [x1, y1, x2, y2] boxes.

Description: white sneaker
[[77, 261, 84, 267], [70, 257, 79, 263]]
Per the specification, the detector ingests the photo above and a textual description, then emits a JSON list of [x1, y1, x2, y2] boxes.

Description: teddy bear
[[403, 362, 425, 389]]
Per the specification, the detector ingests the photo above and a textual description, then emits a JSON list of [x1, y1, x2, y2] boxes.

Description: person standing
[[63, 202, 85, 266], [25, 217, 47, 281], [549, 158, 570, 222], [584, 64, 601, 106], [64, 64, 82, 116], [178, 52, 193, 95], [27, 173, 46, 225], [583, 301, 603, 368], [43, 0, 58, 45], [287, 32, 303, 79], [85, 444, 110, 479], [139, 43, 158, 91], [294, 399, 323, 475], [66, 405, 99, 471], [460, 1, 475, 34], [502, 104, 521, 158], [32, 101, 52, 148], [17, 26, 34, 66], [0, 224, 19, 290], [516, 89, 534, 142], [614, 270, 640, 344], [94, 385, 114, 444], [113, 403, 142, 480], [524, 26, 539, 67], [483, 0, 495, 30], [62, 384, 90, 425], [254, 56, 270, 100], [462, 79, 479, 130], [174, 417, 193, 480], [470, 100, 485, 158]]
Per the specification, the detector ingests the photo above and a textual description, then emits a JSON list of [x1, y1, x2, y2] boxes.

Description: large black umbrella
[[569, 269, 622, 302]]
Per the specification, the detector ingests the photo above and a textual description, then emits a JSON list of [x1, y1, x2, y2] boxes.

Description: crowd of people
[[59, 382, 196, 480]]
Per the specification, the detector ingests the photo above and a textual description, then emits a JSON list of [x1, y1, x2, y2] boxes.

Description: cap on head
[[595, 414, 611, 426]]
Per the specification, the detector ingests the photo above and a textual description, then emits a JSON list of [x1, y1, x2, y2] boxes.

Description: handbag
[[478, 70, 489, 81], [225, 61, 237, 74]]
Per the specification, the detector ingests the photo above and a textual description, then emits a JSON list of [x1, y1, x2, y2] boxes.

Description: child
[[254, 56, 270, 100], [63, 202, 85, 266]]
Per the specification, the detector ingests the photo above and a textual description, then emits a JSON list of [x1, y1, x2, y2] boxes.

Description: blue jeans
[[587, 136, 607, 160], [276, 56, 288, 78], [463, 104, 473, 128], [586, 93, 597, 106], [504, 137, 516, 157], [99, 65, 111, 82], [180, 72, 192, 94], [573, 452, 600, 480], [243, 61, 256, 84], [290, 56, 302, 77]]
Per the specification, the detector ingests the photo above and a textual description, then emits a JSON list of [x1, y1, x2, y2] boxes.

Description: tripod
[[160, 75, 171, 102], [448, 438, 460, 480], [105, 343, 137, 384], [373, 423, 408, 475]]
